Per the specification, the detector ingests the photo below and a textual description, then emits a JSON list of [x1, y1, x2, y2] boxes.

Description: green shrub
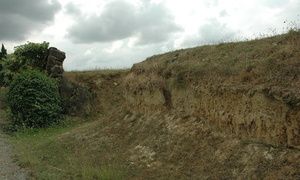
[[7, 70, 62, 128], [0, 41, 49, 86], [14, 41, 49, 71]]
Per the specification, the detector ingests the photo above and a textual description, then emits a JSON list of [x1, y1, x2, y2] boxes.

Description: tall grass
[[11, 120, 126, 180]]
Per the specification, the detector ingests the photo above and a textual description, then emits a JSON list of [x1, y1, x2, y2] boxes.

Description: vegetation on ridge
[[0, 41, 49, 86], [130, 31, 300, 88]]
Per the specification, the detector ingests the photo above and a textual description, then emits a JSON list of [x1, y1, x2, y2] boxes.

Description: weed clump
[[7, 70, 62, 128]]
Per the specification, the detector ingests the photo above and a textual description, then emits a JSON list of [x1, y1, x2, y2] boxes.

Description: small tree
[[0, 44, 7, 86], [0, 44, 7, 69], [14, 41, 49, 71], [0, 44, 7, 58]]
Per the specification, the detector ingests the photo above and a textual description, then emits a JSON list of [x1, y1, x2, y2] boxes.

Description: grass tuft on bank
[[11, 119, 125, 180]]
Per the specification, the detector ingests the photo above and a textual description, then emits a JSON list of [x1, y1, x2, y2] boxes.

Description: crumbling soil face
[[123, 112, 300, 180], [121, 76, 300, 178], [56, 109, 300, 179], [125, 83, 300, 149], [0, 89, 28, 180], [124, 32, 300, 150], [58, 71, 300, 179]]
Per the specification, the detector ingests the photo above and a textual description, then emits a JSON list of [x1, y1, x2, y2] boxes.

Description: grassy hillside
[[4, 31, 300, 179], [129, 31, 300, 88]]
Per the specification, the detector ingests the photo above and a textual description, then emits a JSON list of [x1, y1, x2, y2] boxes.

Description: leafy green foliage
[[14, 41, 49, 71], [0, 44, 7, 86], [0, 42, 49, 86], [0, 54, 20, 86], [7, 70, 62, 128]]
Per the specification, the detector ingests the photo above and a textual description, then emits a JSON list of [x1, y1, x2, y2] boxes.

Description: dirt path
[[0, 89, 28, 180], [0, 128, 28, 180]]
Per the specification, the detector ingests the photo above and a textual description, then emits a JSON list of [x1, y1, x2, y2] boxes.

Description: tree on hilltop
[[0, 44, 7, 84], [0, 44, 7, 62]]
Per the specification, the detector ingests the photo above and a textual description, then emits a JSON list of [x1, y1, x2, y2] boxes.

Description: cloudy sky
[[0, 0, 299, 70]]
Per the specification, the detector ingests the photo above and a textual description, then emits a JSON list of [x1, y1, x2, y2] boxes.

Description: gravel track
[[0, 89, 28, 179], [0, 129, 28, 180]]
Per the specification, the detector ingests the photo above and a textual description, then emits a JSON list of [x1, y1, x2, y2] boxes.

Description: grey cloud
[[135, 25, 177, 45], [63, 39, 168, 70], [180, 35, 201, 48], [0, 0, 61, 41], [67, 0, 182, 45], [0, 14, 34, 41], [65, 2, 82, 16], [180, 18, 237, 48], [68, 0, 137, 43], [198, 18, 236, 43], [219, 10, 228, 17], [133, 2, 183, 45]]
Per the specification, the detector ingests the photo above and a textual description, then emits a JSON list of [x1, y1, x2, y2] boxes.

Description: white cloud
[[84, 48, 94, 56], [104, 40, 124, 53]]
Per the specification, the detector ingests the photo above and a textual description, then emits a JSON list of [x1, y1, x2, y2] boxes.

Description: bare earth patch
[[0, 130, 28, 180]]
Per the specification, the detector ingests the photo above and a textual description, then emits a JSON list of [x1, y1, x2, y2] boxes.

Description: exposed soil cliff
[[124, 32, 300, 149], [124, 83, 300, 149]]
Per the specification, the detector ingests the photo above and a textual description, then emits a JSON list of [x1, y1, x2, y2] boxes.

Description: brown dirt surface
[[62, 66, 300, 179], [55, 110, 300, 179]]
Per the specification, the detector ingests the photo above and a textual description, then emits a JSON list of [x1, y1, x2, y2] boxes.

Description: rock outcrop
[[59, 76, 91, 116], [45, 47, 91, 116], [46, 47, 65, 79]]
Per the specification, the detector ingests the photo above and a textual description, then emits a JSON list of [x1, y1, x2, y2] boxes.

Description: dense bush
[[7, 70, 62, 128]]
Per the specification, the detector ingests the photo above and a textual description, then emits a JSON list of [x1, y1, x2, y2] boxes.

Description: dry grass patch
[[11, 119, 126, 180], [129, 32, 300, 88]]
